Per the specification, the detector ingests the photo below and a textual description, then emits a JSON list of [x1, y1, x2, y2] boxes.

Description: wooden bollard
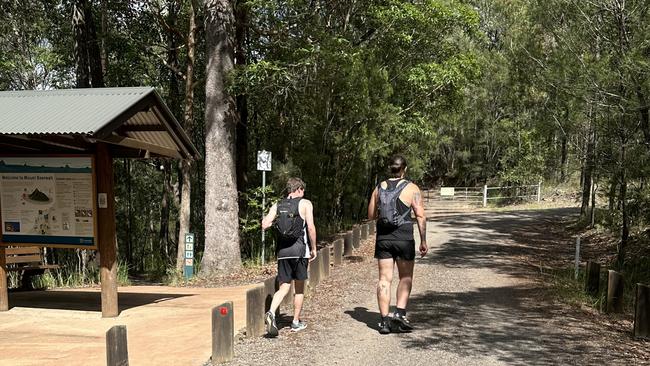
[[634, 283, 650, 339], [606, 270, 624, 313], [246, 285, 265, 337], [584, 261, 600, 296], [263, 277, 276, 313], [320, 247, 330, 279], [309, 254, 321, 289], [360, 223, 368, 240], [212, 302, 234, 364], [343, 231, 353, 256], [106, 325, 129, 366], [368, 220, 376, 235], [333, 238, 343, 265], [352, 226, 361, 249]]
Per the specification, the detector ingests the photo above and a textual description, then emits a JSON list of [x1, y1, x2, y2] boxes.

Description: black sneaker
[[390, 313, 414, 332], [265, 311, 279, 337], [378, 319, 391, 334]]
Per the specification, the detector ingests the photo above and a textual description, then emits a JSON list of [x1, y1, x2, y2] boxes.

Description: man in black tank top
[[261, 177, 317, 337], [367, 155, 428, 334]]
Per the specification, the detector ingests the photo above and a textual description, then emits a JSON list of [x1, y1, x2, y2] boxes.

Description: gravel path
[[220, 207, 649, 365]]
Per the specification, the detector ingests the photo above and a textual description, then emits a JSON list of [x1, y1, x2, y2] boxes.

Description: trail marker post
[[574, 236, 580, 279], [257, 150, 272, 265], [184, 233, 194, 279]]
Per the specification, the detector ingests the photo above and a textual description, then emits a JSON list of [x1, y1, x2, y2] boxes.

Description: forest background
[[1, 0, 649, 291]]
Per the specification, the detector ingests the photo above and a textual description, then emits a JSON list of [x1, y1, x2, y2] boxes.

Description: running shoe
[[290, 320, 307, 332], [378, 319, 391, 335], [390, 313, 414, 332], [265, 311, 279, 337]]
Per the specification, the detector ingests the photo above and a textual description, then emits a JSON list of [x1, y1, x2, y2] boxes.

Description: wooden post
[[212, 302, 234, 364], [97, 143, 119, 318], [333, 238, 343, 265], [246, 285, 265, 337], [106, 325, 129, 366], [0, 245, 7, 311], [483, 185, 488, 207], [343, 231, 353, 256], [584, 261, 600, 296], [368, 220, 376, 235], [606, 270, 624, 313], [308, 254, 320, 289], [320, 247, 330, 279], [360, 224, 368, 240], [634, 283, 650, 339], [352, 226, 361, 249]]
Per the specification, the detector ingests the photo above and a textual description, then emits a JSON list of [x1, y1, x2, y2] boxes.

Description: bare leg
[[269, 282, 291, 314], [395, 260, 414, 310], [377, 259, 394, 316], [293, 280, 305, 322]]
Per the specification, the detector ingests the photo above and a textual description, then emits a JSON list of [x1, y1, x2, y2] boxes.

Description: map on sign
[[257, 150, 272, 171]]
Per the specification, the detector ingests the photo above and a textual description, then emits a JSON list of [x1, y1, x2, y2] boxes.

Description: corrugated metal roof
[[0, 87, 200, 160], [0, 87, 154, 135]]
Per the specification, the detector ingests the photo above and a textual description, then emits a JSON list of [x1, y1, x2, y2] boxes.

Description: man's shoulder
[[299, 198, 313, 207]]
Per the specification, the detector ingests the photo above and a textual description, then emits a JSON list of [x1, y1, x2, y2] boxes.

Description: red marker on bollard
[[220, 307, 228, 316]]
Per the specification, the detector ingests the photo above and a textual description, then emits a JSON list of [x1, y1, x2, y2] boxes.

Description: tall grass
[[26, 260, 131, 289]]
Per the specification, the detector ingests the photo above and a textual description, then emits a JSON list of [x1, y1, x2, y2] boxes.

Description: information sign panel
[[0, 156, 97, 249]]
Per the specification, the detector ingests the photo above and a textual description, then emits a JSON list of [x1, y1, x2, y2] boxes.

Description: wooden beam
[[97, 143, 119, 317], [0, 207, 7, 311], [117, 124, 167, 133], [100, 134, 182, 159]]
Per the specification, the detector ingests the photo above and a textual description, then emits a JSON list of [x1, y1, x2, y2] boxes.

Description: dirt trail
[[223, 208, 649, 366]]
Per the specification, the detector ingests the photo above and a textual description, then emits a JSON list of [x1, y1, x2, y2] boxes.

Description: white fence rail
[[426, 182, 542, 207]]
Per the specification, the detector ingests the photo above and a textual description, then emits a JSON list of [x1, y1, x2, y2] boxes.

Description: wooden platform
[[0, 285, 257, 366]]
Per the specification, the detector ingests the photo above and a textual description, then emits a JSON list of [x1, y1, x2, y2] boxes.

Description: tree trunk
[[84, 1, 104, 87], [617, 142, 628, 269], [73, 1, 90, 88], [581, 121, 595, 216], [202, 0, 242, 275], [235, 0, 249, 201], [560, 134, 568, 182], [159, 161, 172, 261], [177, 0, 198, 272]]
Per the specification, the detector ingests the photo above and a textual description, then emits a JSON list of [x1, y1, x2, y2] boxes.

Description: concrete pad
[[0, 284, 257, 366]]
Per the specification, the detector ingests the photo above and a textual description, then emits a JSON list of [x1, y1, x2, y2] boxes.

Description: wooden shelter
[[0, 87, 199, 317]]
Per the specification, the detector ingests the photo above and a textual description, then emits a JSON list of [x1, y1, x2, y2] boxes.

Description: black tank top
[[376, 179, 414, 242], [276, 198, 309, 259]]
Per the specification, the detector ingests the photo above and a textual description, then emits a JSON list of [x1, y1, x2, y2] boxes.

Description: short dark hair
[[388, 155, 407, 178], [286, 177, 306, 193]]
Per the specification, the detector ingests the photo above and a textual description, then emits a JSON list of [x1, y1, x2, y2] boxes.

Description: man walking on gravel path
[[262, 177, 318, 337], [367, 155, 428, 334]]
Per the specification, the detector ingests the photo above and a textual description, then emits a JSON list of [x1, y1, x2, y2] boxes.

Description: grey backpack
[[377, 180, 410, 229]]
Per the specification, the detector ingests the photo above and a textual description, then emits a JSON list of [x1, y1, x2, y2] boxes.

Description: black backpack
[[274, 198, 304, 241], [377, 179, 410, 229]]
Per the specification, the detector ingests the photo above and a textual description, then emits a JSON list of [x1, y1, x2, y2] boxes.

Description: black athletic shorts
[[374, 240, 416, 261], [277, 258, 309, 284]]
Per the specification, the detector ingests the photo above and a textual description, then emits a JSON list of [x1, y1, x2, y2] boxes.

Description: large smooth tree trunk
[[235, 0, 249, 200], [201, 0, 241, 275]]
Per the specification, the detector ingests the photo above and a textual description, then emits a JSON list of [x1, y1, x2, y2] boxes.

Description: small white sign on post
[[440, 187, 455, 196], [257, 150, 272, 265], [257, 150, 272, 171]]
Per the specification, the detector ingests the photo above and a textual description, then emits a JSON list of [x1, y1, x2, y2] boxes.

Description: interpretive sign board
[[0, 156, 97, 249]]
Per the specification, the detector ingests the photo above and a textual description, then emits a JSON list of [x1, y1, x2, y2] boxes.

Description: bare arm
[[303, 200, 317, 259], [261, 203, 277, 230], [367, 187, 378, 220], [412, 187, 428, 257]]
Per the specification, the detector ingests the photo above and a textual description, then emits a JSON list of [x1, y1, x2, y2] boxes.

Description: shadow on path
[[345, 306, 380, 330]]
